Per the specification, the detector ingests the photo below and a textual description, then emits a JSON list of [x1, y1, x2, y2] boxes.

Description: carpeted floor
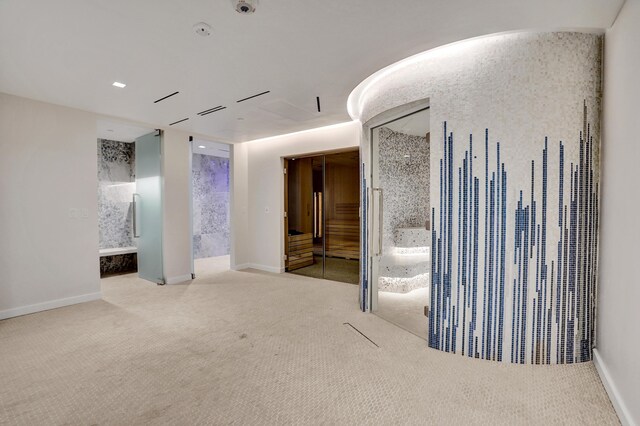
[[0, 256, 619, 425]]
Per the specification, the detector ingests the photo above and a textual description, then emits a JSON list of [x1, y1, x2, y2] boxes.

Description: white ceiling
[[0, 0, 623, 143]]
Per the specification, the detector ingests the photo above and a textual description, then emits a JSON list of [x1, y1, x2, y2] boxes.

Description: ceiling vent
[[235, 0, 257, 14]]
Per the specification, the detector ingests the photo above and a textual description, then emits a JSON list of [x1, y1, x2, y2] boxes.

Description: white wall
[[0, 92, 198, 315], [0, 93, 101, 319], [240, 122, 360, 272], [162, 129, 193, 284], [596, 0, 640, 424], [230, 142, 250, 269]]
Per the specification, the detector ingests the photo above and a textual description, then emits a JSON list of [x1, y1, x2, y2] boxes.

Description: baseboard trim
[[165, 274, 194, 285], [231, 263, 283, 274], [0, 292, 102, 321], [231, 263, 251, 271], [593, 348, 635, 426]]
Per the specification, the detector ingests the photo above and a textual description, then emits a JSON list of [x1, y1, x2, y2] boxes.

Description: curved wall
[[353, 32, 602, 364]]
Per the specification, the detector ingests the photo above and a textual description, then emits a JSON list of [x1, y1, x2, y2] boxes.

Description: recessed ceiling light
[[198, 145, 206, 149], [237, 117, 244, 120], [107, 129, 114, 132], [112, 81, 126, 88]]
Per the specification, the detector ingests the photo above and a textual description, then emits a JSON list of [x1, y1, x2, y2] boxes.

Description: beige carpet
[[0, 256, 619, 425]]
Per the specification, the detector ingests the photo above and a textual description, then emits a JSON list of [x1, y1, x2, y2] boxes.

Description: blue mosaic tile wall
[[429, 103, 599, 364], [355, 32, 602, 364]]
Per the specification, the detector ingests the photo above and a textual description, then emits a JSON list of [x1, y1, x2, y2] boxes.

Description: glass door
[[134, 130, 165, 284], [324, 151, 360, 284], [370, 107, 431, 338], [285, 157, 317, 273], [311, 156, 325, 276], [284, 151, 360, 284]]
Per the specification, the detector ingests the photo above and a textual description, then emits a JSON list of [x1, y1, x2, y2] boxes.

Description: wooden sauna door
[[284, 157, 315, 271], [283, 151, 360, 283]]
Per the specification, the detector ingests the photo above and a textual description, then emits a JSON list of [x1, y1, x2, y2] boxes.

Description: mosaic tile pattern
[[100, 253, 137, 276], [376, 128, 431, 294], [377, 127, 430, 251], [394, 227, 429, 250], [431, 103, 600, 364], [97, 139, 135, 250], [379, 273, 430, 293], [192, 154, 229, 259], [358, 32, 602, 364]]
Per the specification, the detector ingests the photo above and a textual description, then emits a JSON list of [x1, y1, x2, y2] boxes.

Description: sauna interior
[[284, 150, 360, 284]]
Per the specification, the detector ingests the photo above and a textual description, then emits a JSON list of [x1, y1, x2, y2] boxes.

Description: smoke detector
[[193, 22, 212, 37], [235, 0, 256, 14]]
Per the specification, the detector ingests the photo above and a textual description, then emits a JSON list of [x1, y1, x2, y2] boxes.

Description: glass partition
[[370, 107, 430, 337], [134, 131, 165, 284]]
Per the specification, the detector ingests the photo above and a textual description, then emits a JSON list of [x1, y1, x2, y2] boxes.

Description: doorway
[[370, 107, 430, 338], [96, 120, 159, 281], [284, 150, 360, 284], [190, 139, 232, 275]]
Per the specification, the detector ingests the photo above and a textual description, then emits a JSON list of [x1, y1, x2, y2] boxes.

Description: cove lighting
[[112, 81, 126, 88], [346, 31, 515, 120]]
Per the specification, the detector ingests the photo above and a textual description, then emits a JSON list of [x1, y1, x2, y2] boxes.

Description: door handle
[[132, 193, 140, 238], [313, 192, 317, 237], [317, 191, 323, 238], [372, 187, 383, 256]]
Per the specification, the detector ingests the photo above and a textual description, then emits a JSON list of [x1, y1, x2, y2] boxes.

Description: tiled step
[[393, 246, 429, 255], [379, 227, 431, 293], [380, 251, 429, 266], [379, 273, 430, 293], [379, 260, 428, 278]]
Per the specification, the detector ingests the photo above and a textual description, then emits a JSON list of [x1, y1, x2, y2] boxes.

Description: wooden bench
[[326, 219, 360, 259], [288, 233, 314, 270]]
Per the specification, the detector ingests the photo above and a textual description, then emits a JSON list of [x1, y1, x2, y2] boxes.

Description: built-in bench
[[326, 219, 359, 259], [99, 246, 137, 257], [99, 246, 137, 276], [287, 233, 314, 271]]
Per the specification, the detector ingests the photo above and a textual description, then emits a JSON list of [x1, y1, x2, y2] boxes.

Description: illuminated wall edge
[[355, 31, 602, 364]]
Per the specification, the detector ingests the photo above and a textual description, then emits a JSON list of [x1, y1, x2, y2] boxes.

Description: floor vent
[[343, 322, 379, 348]]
